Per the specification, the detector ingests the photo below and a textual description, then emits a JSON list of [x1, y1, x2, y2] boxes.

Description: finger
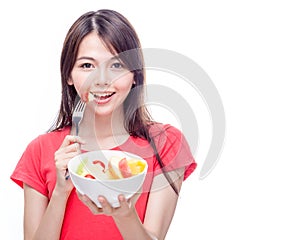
[[55, 152, 81, 168], [98, 196, 113, 215], [118, 194, 131, 209], [77, 192, 89, 203], [77, 192, 103, 215], [54, 145, 81, 162], [63, 142, 82, 154], [55, 142, 81, 157], [60, 135, 85, 148]]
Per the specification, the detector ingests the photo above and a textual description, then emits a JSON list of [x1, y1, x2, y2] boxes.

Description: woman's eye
[[111, 62, 123, 69], [81, 63, 94, 69]]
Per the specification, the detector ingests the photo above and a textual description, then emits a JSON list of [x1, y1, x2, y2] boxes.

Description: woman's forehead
[[77, 32, 116, 62]]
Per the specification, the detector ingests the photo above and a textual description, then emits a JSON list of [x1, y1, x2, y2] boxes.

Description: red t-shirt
[[11, 124, 196, 239]]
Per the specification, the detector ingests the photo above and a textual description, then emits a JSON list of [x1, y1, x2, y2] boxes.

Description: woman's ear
[[67, 78, 74, 85]]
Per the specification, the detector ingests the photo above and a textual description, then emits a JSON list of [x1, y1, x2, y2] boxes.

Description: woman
[[11, 9, 196, 239]]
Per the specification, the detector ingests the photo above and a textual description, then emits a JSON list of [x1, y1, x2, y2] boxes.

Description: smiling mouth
[[90, 92, 116, 100]]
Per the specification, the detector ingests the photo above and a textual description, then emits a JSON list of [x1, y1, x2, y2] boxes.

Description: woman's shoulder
[[148, 122, 197, 180], [148, 122, 183, 138], [27, 126, 71, 149]]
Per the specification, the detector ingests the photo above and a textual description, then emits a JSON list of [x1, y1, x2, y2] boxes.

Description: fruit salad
[[76, 156, 146, 180]]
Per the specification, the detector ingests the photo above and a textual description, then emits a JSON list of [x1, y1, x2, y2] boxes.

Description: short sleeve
[[150, 124, 197, 180], [10, 136, 48, 196]]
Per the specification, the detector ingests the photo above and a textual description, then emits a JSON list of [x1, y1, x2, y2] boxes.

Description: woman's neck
[[76, 106, 129, 150]]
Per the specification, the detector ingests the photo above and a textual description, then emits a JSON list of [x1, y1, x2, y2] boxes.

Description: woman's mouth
[[90, 91, 116, 104]]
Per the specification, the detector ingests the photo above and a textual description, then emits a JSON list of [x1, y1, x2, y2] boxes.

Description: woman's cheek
[[115, 73, 134, 90], [72, 72, 92, 100]]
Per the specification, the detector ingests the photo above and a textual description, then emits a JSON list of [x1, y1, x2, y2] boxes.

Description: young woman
[[11, 9, 197, 240]]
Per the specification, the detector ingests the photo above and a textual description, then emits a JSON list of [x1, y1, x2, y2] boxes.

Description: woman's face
[[68, 31, 134, 117]]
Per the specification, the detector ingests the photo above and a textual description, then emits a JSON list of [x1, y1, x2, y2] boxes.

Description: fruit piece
[[76, 160, 84, 175], [76, 158, 99, 179], [127, 159, 146, 175], [84, 174, 95, 179], [108, 156, 133, 179], [107, 156, 146, 179], [88, 92, 95, 102], [76, 158, 88, 175], [92, 160, 106, 173], [108, 156, 124, 179], [118, 158, 132, 178]]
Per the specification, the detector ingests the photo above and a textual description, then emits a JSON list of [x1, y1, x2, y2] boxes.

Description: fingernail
[[98, 197, 105, 203], [119, 195, 125, 202]]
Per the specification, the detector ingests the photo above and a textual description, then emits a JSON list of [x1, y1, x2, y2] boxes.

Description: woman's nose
[[91, 67, 110, 87]]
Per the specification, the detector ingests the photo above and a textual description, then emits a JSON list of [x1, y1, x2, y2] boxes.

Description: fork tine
[[74, 101, 81, 112], [74, 100, 81, 110], [78, 101, 85, 111], [74, 99, 85, 112]]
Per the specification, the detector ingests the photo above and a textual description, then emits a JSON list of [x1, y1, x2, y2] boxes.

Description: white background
[[1, 0, 300, 239]]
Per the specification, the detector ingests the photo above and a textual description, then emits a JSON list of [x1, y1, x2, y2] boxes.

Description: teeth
[[91, 92, 114, 99], [88, 92, 114, 101]]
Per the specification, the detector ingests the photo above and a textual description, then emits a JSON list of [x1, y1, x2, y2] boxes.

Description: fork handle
[[75, 124, 79, 136]]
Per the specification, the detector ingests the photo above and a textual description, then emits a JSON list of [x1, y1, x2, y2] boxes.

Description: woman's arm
[[24, 184, 69, 240], [23, 184, 47, 239], [141, 168, 184, 239], [24, 135, 84, 240]]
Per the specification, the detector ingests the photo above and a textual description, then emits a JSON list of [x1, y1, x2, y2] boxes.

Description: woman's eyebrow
[[110, 56, 119, 60], [76, 56, 95, 61], [76, 56, 119, 62]]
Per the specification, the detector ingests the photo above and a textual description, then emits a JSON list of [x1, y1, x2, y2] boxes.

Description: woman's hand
[[54, 135, 85, 195], [77, 191, 141, 218], [77, 191, 159, 240]]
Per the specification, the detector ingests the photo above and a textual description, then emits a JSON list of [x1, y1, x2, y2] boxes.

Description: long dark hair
[[51, 9, 149, 135], [50, 9, 178, 195]]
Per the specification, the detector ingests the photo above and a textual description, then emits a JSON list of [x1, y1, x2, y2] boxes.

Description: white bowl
[[68, 150, 148, 208]]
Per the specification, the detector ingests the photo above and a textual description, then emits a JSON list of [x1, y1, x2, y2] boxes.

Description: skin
[[23, 32, 184, 240]]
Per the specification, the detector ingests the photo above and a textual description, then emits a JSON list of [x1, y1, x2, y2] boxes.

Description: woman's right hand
[[54, 135, 85, 196]]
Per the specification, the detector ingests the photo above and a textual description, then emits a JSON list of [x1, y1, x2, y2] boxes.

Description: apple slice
[[108, 156, 133, 179], [108, 156, 123, 179], [118, 158, 132, 178]]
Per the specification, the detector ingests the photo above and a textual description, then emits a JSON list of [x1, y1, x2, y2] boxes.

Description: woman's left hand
[[77, 191, 140, 218]]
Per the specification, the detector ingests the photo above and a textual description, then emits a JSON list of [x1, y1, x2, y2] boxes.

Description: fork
[[72, 95, 86, 136], [65, 95, 86, 180]]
